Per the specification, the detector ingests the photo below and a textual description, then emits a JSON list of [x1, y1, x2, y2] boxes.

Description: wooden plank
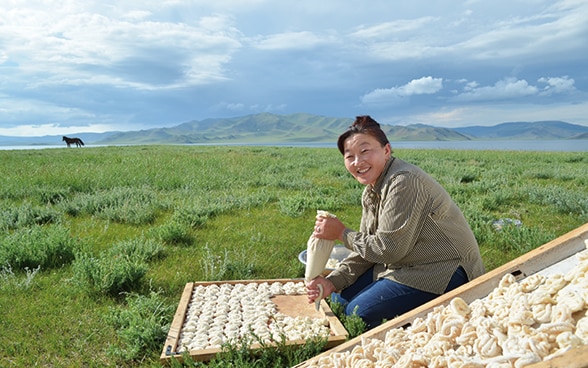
[[160, 282, 193, 361], [319, 299, 349, 339], [160, 278, 348, 364], [294, 222, 588, 367], [527, 344, 588, 368], [272, 294, 324, 319]]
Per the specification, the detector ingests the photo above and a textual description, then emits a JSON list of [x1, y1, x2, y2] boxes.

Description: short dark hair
[[337, 115, 390, 154]]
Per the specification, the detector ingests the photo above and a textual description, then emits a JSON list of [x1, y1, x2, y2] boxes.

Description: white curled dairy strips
[[305, 210, 338, 310], [304, 247, 588, 367]]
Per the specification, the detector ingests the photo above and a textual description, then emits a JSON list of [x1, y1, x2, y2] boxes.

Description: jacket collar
[[368, 156, 395, 196]]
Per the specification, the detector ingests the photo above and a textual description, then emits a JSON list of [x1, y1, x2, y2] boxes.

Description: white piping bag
[[305, 210, 337, 310]]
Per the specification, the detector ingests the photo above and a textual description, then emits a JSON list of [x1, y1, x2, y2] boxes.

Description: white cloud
[[451, 76, 578, 103], [0, 123, 120, 137], [0, 5, 242, 91], [222, 102, 246, 111], [395, 99, 588, 128], [452, 78, 539, 102], [455, 0, 588, 60], [350, 17, 437, 39], [538, 76, 575, 95], [211, 101, 287, 113], [403, 77, 444, 95], [252, 31, 332, 50], [361, 77, 443, 106], [0, 96, 97, 124]]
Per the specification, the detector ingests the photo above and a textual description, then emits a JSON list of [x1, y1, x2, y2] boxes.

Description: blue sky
[[1, 0, 587, 136]]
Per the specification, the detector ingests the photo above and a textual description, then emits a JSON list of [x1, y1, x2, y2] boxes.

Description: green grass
[[0, 145, 586, 367]]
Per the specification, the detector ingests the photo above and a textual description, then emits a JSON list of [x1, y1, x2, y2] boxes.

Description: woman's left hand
[[306, 276, 336, 304]]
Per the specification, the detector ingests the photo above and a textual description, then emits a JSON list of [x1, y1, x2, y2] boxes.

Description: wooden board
[[295, 222, 588, 367], [272, 294, 324, 319], [160, 278, 348, 364], [527, 344, 588, 368]]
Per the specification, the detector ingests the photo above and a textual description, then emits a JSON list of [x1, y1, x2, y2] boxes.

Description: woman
[[307, 115, 485, 329]]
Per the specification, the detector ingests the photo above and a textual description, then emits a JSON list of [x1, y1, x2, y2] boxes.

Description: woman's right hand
[[313, 215, 346, 242], [306, 276, 336, 304]]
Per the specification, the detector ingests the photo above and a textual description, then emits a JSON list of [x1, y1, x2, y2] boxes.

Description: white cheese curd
[[305, 249, 588, 367]]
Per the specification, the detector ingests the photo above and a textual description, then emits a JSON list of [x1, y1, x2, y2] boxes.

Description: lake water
[[385, 140, 588, 152], [242, 140, 588, 151], [0, 140, 586, 152]]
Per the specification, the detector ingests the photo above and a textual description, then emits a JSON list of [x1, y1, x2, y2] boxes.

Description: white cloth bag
[[305, 210, 337, 310]]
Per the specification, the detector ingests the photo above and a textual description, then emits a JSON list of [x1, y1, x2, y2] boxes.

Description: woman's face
[[343, 133, 391, 186]]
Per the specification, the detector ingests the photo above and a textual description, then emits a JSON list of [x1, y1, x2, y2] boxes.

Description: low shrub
[[0, 225, 76, 270], [173, 207, 211, 229], [0, 264, 40, 292], [106, 238, 165, 263], [105, 291, 174, 362], [72, 253, 148, 297], [0, 203, 61, 230], [278, 187, 347, 217], [173, 189, 274, 226], [36, 186, 71, 205], [486, 223, 556, 254], [328, 301, 367, 339], [60, 186, 164, 225], [200, 244, 258, 281], [175, 331, 328, 367], [150, 220, 194, 246], [72, 238, 164, 296], [528, 185, 588, 216]]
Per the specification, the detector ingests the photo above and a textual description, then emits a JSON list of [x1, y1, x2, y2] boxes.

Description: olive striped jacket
[[328, 157, 485, 294]]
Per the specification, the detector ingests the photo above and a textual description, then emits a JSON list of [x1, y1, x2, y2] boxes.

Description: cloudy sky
[[1, 0, 587, 136]]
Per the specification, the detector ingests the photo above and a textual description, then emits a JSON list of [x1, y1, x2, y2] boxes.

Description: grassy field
[[0, 145, 586, 367]]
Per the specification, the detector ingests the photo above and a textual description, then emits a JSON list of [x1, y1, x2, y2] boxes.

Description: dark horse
[[62, 136, 85, 147]]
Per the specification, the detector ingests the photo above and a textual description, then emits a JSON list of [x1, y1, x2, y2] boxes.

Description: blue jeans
[[331, 266, 468, 329]]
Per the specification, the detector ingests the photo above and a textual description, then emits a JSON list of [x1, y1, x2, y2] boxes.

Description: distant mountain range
[[1, 113, 587, 146], [454, 121, 588, 140]]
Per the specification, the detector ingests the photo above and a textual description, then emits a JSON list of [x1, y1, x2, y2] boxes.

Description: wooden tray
[[295, 222, 588, 367], [160, 278, 348, 364]]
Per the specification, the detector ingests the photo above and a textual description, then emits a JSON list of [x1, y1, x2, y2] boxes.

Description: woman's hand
[[313, 214, 346, 241], [306, 276, 336, 304]]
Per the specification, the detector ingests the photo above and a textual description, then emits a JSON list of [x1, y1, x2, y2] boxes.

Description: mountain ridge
[[95, 113, 588, 145], [453, 121, 588, 140], [1, 113, 587, 146]]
